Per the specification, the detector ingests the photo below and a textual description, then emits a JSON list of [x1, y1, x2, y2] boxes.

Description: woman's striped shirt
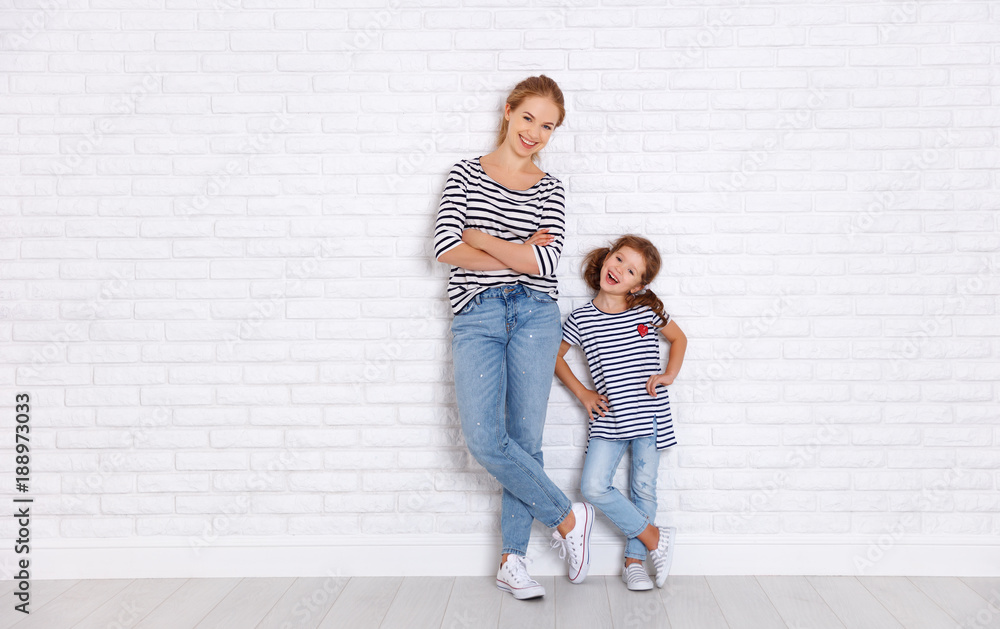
[[562, 302, 677, 450], [433, 157, 566, 315]]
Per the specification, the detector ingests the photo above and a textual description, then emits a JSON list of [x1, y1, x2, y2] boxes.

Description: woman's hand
[[645, 372, 675, 397], [524, 228, 554, 247], [577, 389, 610, 422]]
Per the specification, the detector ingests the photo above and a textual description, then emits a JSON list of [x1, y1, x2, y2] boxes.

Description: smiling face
[[599, 245, 648, 297], [505, 95, 560, 158]]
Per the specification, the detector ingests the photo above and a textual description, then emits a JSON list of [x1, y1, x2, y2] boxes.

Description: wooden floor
[[3, 575, 999, 628]]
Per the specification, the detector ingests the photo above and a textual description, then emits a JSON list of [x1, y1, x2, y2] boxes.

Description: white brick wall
[[2, 1, 999, 577]]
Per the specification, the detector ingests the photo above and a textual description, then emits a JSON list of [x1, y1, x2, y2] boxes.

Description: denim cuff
[[547, 502, 573, 530], [622, 514, 650, 540]]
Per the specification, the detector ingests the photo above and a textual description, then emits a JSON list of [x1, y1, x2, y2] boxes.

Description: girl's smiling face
[[505, 95, 559, 157], [600, 246, 647, 297]]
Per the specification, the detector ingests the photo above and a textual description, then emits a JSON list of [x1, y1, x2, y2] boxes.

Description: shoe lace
[[506, 555, 534, 585], [550, 532, 579, 563]]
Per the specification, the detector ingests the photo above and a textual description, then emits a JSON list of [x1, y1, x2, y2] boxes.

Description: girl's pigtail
[[627, 288, 668, 328], [582, 247, 611, 292]]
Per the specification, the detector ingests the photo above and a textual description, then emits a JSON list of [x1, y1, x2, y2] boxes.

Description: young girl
[[555, 235, 687, 591], [434, 75, 595, 600]]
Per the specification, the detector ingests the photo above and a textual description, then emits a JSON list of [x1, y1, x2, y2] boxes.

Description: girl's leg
[[451, 288, 572, 557], [501, 288, 570, 555], [625, 433, 660, 561], [581, 437, 650, 545]]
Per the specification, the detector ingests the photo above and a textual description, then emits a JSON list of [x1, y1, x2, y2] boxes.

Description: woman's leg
[[501, 289, 569, 556], [625, 434, 660, 561], [581, 437, 650, 549], [451, 288, 572, 557]]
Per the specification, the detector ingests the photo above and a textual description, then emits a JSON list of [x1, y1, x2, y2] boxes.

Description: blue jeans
[[450, 284, 572, 557], [580, 433, 659, 560]]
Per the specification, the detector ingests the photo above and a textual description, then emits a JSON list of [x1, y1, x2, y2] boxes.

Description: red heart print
[[637, 324, 648, 337]]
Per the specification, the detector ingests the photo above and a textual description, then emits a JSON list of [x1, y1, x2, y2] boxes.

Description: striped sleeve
[[653, 309, 670, 328], [433, 163, 468, 261], [530, 179, 566, 277], [562, 310, 582, 346]]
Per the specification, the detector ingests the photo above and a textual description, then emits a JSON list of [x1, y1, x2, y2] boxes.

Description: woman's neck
[[483, 145, 535, 175], [592, 291, 630, 314]]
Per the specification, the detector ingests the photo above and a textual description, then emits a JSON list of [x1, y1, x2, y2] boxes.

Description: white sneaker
[[549, 501, 594, 584], [648, 525, 676, 588], [496, 554, 545, 600], [622, 562, 654, 591]]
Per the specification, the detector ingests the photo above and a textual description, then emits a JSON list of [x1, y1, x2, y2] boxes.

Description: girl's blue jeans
[[450, 284, 572, 557], [581, 433, 660, 560]]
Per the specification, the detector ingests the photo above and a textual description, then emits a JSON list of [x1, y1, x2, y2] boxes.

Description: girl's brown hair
[[583, 235, 669, 328], [495, 75, 566, 165]]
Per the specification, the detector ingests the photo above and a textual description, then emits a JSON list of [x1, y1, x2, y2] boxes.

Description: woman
[[433, 75, 594, 600]]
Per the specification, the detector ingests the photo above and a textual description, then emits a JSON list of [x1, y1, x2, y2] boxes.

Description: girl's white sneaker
[[648, 526, 676, 588], [496, 555, 545, 600], [622, 562, 654, 591]]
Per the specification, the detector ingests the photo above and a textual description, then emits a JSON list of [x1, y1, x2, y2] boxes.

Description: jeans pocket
[[527, 288, 556, 303], [456, 294, 482, 316]]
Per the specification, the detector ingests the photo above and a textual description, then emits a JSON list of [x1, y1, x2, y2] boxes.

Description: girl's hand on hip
[[524, 228, 554, 247], [646, 373, 675, 397], [577, 389, 609, 422]]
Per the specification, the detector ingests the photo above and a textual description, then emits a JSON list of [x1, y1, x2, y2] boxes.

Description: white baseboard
[[17, 534, 1000, 580]]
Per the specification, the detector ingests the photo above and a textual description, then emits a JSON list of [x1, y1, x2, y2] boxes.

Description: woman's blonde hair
[[583, 235, 668, 328], [494, 75, 566, 165]]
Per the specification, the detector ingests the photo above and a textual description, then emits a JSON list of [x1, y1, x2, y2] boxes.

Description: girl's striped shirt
[[562, 302, 677, 451], [433, 157, 566, 315]]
